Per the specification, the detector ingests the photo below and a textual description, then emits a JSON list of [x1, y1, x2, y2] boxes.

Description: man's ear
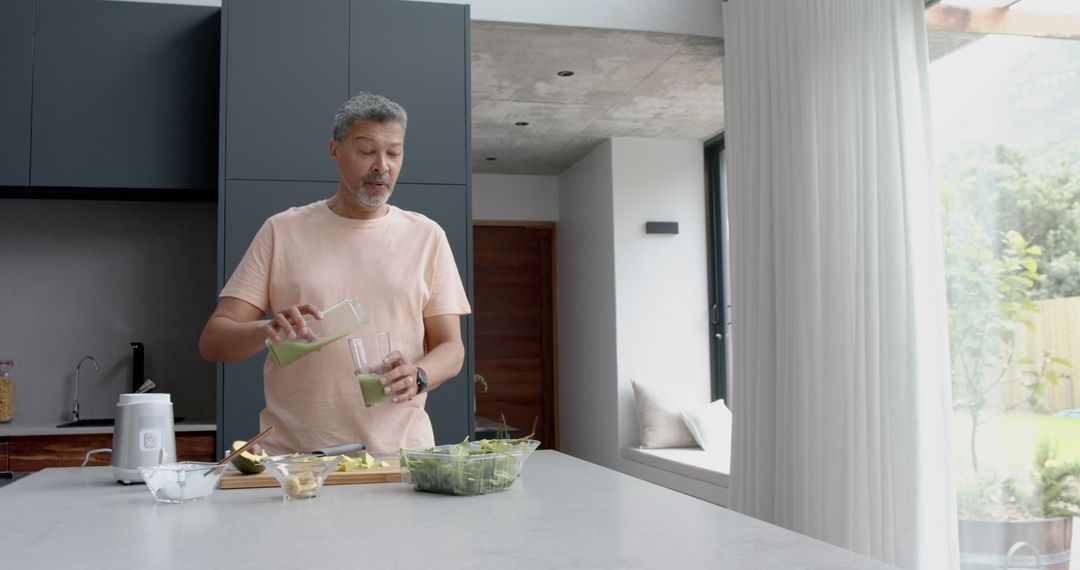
[[329, 138, 340, 162]]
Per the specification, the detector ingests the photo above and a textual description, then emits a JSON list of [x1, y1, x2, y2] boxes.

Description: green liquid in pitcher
[[357, 373, 393, 407], [266, 332, 350, 368]]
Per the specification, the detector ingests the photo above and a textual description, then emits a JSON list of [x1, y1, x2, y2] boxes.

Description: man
[[199, 92, 471, 457]]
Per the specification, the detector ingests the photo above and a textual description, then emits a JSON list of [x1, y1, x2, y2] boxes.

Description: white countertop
[[0, 451, 895, 569], [0, 422, 216, 437]]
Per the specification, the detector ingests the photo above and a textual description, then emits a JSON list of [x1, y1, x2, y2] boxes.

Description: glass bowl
[[261, 454, 342, 500], [400, 439, 539, 496], [137, 462, 228, 504]]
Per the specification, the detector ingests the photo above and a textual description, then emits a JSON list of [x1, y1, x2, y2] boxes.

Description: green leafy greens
[[399, 438, 532, 496]]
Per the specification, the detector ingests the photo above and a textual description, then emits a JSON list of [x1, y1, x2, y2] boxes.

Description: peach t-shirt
[[219, 200, 471, 456]]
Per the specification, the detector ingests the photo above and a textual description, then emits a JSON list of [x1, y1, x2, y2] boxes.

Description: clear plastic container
[[471, 439, 540, 476], [399, 442, 533, 496], [0, 360, 13, 423], [265, 298, 368, 368]]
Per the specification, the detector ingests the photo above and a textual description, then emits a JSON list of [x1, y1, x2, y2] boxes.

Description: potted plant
[[956, 439, 1080, 570], [946, 225, 1078, 569]]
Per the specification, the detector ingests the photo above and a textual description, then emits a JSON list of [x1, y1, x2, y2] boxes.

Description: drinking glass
[[349, 333, 394, 407]]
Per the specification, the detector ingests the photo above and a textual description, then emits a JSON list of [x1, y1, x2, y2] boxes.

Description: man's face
[[330, 119, 405, 209]]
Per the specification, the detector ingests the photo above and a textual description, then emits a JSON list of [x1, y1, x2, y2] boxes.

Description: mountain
[[931, 34, 1080, 171]]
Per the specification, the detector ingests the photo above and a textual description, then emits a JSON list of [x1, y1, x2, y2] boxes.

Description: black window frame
[[704, 133, 731, 403]]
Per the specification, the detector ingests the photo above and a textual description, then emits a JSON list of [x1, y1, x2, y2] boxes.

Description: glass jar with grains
[[0, 360, 13, 423]]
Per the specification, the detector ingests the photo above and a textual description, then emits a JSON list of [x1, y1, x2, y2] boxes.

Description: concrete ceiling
[[471, 21, 724, 175], [470, 21, 977, 176]]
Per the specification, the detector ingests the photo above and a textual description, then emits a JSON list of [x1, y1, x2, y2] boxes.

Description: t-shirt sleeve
[[219, 219, 273, 314], [424, 229, 472, 318]]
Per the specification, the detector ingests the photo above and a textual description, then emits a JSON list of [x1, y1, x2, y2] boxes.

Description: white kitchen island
[[0, 451, 895, 569]]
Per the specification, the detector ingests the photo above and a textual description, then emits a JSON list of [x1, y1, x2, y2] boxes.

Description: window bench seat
[[621, 446, 730, 507]]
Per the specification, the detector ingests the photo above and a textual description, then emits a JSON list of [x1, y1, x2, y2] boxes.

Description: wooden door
[[473, 224, 558, 449]]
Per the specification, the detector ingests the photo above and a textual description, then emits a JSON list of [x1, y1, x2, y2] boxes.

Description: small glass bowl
[[261, 454, 342, 500], [138, 462, 228, 504]]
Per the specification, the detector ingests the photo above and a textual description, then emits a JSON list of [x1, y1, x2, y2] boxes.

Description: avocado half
[[230, 440, 269, 474]]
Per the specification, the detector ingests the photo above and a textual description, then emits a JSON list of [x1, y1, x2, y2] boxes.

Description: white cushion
[[631, 380, 698, 448], [679, 399, 733, 452]]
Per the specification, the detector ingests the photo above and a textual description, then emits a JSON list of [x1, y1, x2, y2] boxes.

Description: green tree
[[947, 145, 1080, 299], [942, 178, 1072, 472]]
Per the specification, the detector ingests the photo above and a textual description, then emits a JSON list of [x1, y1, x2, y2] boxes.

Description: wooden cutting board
[[219, 458, 402, 489]]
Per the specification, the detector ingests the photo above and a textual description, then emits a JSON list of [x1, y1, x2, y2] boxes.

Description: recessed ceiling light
[[515, 121, 529, 127], [485, 157, 497, 161], [557, 70, 575, 77]]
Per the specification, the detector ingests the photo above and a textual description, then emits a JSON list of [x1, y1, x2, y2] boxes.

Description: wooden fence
[[1009, 296, 1080, 412]]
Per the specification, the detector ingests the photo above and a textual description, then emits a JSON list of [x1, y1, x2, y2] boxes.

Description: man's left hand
[[380, 351, 421, 403]]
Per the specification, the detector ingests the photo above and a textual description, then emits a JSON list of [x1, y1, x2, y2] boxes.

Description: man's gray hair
[[332, 92, 408, 141]]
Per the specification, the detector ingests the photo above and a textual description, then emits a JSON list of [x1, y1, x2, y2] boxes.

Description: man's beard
[[347, 174, 393, 209]]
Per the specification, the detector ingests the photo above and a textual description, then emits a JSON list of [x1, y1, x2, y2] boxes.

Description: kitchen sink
[[56, 417, 185, 428]]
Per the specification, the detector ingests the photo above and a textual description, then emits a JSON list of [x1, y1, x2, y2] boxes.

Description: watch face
[[416, 368, 428, 391]]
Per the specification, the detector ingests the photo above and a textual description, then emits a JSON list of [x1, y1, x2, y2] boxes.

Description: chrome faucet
[[73, 356, 99, 423]]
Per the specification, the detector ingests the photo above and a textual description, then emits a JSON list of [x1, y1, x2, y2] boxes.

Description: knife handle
[[313, 442, 366, 456]]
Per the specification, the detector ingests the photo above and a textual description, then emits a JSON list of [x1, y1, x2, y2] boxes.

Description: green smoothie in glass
[[350, 332, 393, 407], [357, 373, 393, 407]]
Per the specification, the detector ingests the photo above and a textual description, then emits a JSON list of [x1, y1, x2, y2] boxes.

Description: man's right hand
[[266, 304, 324, 341], [200, 297, 324, 362]]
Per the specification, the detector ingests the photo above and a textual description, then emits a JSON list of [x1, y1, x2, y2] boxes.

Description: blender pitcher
[[265, 298, 368, 368]]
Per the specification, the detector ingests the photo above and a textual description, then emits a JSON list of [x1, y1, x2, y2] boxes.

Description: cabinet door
[[390, 184, 473, 443], [0, 0, 33, 187], [225, 0, 348, 182], [6, 433, 214, 471], [350, 0, 468, 186], [31, 0, 219, 190], [220, 180, 337, 448]]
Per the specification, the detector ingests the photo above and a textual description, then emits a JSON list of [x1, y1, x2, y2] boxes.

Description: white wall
[[609, 138, 712, 453], [556, 138, 711, 473], [472, 173, 559, 221], [556, 141, 620, 468]]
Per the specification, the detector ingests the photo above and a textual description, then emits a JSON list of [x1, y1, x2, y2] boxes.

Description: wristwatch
[[415, 367, 428, 393]]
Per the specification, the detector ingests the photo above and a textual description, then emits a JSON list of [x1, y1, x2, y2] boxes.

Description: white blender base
[[112, 465, 144, 484]]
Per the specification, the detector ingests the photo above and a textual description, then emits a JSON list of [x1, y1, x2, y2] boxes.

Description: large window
[[929, 1, 1080, 566]]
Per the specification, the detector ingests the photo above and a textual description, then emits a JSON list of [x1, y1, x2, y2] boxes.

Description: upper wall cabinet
[[218, 0, 472, 449], [224, 0, 349, 182], [351, 0, 468, 186], [223, 0, 468, 186], [30, 0, 219, 191], [0, 0, 34, 187]]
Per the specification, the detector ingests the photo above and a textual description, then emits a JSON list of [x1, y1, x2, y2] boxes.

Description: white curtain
[[723, 1, 958, 568]]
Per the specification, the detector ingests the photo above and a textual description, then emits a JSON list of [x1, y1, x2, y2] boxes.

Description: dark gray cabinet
[[350, 0, 468, 186], [221, 179, 337, 448], [222, 180, 337, 282], [0, 0, 34, 187], [387, 184, 471, 441], [219, 181, 471, 446], [30, 0, 219, 191], [224, 0, 348, 183], [219, 0, 472, 452]]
